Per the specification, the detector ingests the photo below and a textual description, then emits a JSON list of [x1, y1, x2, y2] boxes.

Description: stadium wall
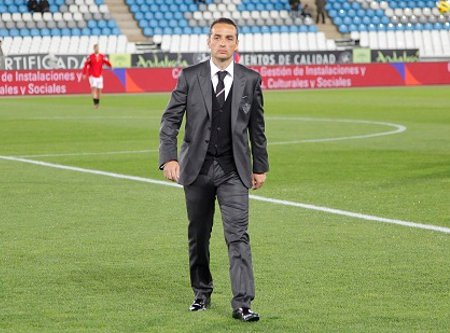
[[1, 62, 449, 96]]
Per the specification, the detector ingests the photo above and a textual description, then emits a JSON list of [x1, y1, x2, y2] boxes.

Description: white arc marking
[[267, 117, 406, 145], [1, 155, 449, 235]]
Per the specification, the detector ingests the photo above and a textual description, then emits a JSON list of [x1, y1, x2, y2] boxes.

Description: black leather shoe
[[232, 307, 260, 322], [189, 298, 210, 311]]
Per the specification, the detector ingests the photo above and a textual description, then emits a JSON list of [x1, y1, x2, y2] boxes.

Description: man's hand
[[252, 173, 266, 190], [82, 74, 87, 80], [163, 161, 180, 182]]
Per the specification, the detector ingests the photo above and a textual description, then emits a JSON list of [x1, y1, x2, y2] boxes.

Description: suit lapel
[[231, 63, 246, 131], [198, 61, 212, 119]]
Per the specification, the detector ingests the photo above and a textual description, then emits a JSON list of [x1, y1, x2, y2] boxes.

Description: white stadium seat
[[67, 36, 80, 54], [298, 32, 308, 51], [307, 32, 318, 51], [253, 33, 264, 52], [289, 33, 299, 50], [48, 36, 61, 54], [38, 36, 51, 54], [262, 33, 272, 52], [279, 32, 290, 52], [106, 35, 117, 54], [19, 36, 32, 54], [116, 35, 128, 53], [78, 36, 90, 54]]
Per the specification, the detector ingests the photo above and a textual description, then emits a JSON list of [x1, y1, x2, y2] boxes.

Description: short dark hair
[[209, 17, 239, 39]]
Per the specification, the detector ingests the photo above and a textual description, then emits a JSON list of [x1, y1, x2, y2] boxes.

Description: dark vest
[[205, 82, 235, 173]]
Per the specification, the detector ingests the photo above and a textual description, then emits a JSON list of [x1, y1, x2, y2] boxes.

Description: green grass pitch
[[1, 86, 449, 332]]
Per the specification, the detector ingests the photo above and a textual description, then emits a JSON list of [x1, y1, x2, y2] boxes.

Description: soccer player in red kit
[[82, 44, 112, 109]]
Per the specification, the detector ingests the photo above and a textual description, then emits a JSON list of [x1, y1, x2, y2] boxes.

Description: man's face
[[208, 23, 238, 62], [93, 45, 99, 54]]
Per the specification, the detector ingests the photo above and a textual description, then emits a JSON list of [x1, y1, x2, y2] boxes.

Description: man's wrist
[[160, 160, 178, 170]]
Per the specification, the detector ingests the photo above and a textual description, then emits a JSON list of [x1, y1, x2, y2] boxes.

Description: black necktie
[[216, 71, 227, 107]]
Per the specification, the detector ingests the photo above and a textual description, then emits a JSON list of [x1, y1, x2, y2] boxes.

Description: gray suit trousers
[[184, 159, 255, 310]]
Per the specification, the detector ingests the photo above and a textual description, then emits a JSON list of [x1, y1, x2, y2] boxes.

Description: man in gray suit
[[159, 18, 269, 322]]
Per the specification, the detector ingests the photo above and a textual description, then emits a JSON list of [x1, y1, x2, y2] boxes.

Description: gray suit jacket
[[159, 60, 269, 188]]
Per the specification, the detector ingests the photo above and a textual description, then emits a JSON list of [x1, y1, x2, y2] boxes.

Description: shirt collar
[[210, 58, 234, 80]]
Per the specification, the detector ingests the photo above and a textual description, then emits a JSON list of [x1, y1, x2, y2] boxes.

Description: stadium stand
[[328, 0, 450, 56], [0, 0, 135, 55], [125, 0, 338, 52], [0, 0, 448, 57]]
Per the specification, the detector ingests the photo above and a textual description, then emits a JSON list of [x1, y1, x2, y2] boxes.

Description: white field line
[[267, 117, 407, 145], [25, 116, 162, 120], [19, 149, 158, 158], [13, 117, 407, 158], [1, 155, 449, 235]]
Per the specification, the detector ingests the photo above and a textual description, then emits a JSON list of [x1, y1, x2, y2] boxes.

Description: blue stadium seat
[[139, 19, 148, 28], [339, 25, 348, 33], [81, 28, 91, 36], [19, 28, 31, 37], [30, 29, 40, 37], [98, 20, 107, 29], [241, 26, 251, 34], [143, 27, 153, 37], [299, 25, 308, 32], [372, 16, 381, 25], [8, 4, 18, 12], [50, 28, 61, 36], [288, 25, 299, 33], [163, 27, 173, 34]]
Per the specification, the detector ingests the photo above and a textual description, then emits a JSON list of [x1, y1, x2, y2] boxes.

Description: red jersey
[[82, 53, 112, 78]]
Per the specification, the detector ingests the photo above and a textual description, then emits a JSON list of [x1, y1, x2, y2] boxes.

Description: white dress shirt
[[210, 58, 234, 100]]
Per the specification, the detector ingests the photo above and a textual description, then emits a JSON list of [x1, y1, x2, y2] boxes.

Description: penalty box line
[[1, 155, 449, 235]]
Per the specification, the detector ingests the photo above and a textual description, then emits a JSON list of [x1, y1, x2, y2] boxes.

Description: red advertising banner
[[1, 62, 449, 96], [251, 62, 450, 89]]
